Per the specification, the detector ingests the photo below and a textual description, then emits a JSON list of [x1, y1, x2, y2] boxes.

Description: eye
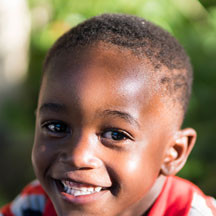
[[101, 129, 133, 141], [41, 121, 70, 137]]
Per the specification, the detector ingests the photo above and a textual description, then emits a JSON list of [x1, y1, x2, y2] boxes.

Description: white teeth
[[66, 188, 71, 194], [82, 187, 87, 192], [88, 187, 94, 192], [61, 180, 103, 196], [73, 190, 90, 196], [95, 187, 102, 192]]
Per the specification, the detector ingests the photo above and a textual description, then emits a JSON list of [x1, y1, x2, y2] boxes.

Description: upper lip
[[52, 172, 112, 188]]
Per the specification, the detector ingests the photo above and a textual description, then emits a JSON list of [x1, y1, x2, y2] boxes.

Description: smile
[[54, 178, 111, 204], [61, 180, 103, 196]]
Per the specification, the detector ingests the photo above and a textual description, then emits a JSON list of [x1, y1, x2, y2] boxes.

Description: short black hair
[[43, 13, 193, 114]]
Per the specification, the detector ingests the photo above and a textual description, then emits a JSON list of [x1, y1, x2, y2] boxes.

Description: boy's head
[[32, 14, 196, 216]]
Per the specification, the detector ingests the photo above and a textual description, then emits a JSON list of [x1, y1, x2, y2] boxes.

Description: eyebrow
[[38, 104, 139, 127], [99, 109, 140, 128], [39, 102, 66, 114]]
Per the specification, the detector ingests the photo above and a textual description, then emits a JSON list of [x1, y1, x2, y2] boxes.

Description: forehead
[[42, 44, 162, 115], [44, 43, 159, 95], [51, 44, 148, 71]]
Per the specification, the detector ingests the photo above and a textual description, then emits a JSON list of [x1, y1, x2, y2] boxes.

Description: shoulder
[[148, 176, 216, 216], [0, 180, 51, 216], [171, 176, 216, 216], [188, 192, 216, 216]]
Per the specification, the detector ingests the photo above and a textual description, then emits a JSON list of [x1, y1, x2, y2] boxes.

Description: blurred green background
[[0, 0, 216, 206]]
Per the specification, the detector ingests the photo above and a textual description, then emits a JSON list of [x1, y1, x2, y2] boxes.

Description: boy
[[1, 13, 216, 216]]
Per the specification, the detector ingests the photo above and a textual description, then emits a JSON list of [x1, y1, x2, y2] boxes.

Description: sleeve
[[0, 180, 48, 216], [188, 192, 216, 216]]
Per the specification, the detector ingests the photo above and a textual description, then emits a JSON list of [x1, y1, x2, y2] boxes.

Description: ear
[[160, 128, 197, 176]]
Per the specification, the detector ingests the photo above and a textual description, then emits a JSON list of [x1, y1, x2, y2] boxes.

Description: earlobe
[[161, 128, 197, 176]]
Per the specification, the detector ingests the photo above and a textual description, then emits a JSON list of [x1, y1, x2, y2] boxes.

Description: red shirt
[[1, 176, 216, 216]]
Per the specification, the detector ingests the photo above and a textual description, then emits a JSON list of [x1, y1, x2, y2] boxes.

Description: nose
[[59, 133, 103, 170]]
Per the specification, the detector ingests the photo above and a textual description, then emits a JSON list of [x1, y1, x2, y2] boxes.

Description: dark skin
[[32, 43, 196, 216]]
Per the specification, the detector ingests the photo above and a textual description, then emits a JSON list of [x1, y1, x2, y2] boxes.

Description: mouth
[[58, 179, 107, 196], [54, 178, 111, 203]]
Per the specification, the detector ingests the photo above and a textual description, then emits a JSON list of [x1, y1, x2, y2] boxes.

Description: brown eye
[[47, 122, 67, 133], [102, 130, 129, 141], [41, 121, 70, 135]]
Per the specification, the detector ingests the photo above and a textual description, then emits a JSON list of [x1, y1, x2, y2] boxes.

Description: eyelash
[[41, 121, 70, 137], [41, 121, 134, 142], [101, 128, 133, 142]]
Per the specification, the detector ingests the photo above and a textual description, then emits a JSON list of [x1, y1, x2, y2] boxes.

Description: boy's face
[[32, 45, 179, 216]]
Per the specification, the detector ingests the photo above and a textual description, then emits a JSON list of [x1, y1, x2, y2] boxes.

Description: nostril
[[72, 154, 103, 169], [59, 150, 103, 170], [87, 157, 103, 169]]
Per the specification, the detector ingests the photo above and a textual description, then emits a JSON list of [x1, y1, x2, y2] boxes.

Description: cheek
[[32, 128, 55, 177], [121, 155, 155, 185], [127, 157, 140, 172], [116, 145, 163, 192], [32, 142, 46, 177]]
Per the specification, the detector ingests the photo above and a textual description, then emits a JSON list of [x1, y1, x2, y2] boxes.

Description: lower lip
[[54, 180, 110, 204], [60, 190, 109, 204]]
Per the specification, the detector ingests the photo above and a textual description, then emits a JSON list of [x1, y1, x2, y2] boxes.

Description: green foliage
[[1, 0, 216, 205]]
